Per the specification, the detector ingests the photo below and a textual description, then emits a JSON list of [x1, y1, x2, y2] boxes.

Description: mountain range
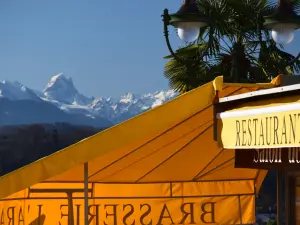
[[0, 73, 177, 127]]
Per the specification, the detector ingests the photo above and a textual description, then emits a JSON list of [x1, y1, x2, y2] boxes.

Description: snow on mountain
[[43, 73, 94, 105], [0, 80, 41, 101], [90, 90, 177, 123], [0, 73, 178, 126]]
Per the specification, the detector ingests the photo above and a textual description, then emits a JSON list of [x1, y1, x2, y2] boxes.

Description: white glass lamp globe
[[271, 27, 295, 45], [177, 22, 205, 43]]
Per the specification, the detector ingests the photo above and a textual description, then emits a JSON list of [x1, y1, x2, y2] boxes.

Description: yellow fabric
[[0, 182, 256, 225], [0, 76, 281, 224]]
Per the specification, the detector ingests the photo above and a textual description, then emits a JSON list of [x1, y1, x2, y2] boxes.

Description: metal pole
[[277, 171, 284, 225], [84, 163, 89, 225]]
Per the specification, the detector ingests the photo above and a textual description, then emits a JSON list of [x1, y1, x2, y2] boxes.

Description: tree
[[0, 123, 104, 176], [164, 0, 300, 93]]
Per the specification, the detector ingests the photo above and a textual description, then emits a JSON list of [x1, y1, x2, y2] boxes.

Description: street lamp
[[165, 0, 208, 43], [162, 0, 211, 90], [264, 0, 300, 45], [162, 0, 209, 63]]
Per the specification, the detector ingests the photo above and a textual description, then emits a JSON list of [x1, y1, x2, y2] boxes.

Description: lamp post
[[263, 2, 300, 223]]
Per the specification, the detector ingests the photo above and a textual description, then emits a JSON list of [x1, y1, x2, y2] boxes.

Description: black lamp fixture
[[163, 0, 208, 42], [264, 0, 300, 45], [162, 0, 209, 63], [167, 0, 208, 43]]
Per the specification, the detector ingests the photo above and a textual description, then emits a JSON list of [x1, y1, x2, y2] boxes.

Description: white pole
[[84, 163, 89, 225]]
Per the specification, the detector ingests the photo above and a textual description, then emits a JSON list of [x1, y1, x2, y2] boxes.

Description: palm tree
[[164, 0, 300, 93]]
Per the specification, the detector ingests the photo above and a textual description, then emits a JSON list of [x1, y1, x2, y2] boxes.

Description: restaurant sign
[[217, 102, 300, 149], [235, 147, 300, 170]]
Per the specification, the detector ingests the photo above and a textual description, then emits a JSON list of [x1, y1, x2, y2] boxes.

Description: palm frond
[[163, 43, 208, 59], [291, 0, 300, 13], [164, 58, 217, 93]]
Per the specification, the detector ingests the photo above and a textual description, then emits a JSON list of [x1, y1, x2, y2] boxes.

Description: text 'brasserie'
[[0, 201, 217, 225]]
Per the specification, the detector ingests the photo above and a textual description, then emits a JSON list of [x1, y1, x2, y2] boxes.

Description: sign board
[[0, 198, 221, 225], [235, 147, 300, 170], [0, 182, 256, 225], [218, 102, 300, 149]]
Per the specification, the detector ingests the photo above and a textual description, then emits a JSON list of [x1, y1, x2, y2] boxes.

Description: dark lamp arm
[[289, 52, 300, 65]]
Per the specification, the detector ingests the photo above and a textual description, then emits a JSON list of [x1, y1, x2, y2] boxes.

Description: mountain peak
[[122, 92, 135, 99], [43, 73, 93, 105], [1, 80, 23, 87], [0, 79, 40, 101], [44, 73, 74, 91], [120, 92, 137, 104]]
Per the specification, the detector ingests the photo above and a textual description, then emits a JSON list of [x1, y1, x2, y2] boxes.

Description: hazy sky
[[0, 0, 299, 98]]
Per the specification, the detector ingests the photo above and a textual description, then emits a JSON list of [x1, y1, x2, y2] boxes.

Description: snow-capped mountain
[[90, 89, 177, 123], [43, 73, 94, 105], [0, 80, 41, 101], [0, 73, 177, 127]]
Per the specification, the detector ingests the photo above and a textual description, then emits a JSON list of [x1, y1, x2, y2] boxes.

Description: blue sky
[[0, 0, 299, 98]]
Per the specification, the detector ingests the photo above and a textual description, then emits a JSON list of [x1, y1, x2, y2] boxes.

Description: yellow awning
[[0, 76, 280, 225]]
